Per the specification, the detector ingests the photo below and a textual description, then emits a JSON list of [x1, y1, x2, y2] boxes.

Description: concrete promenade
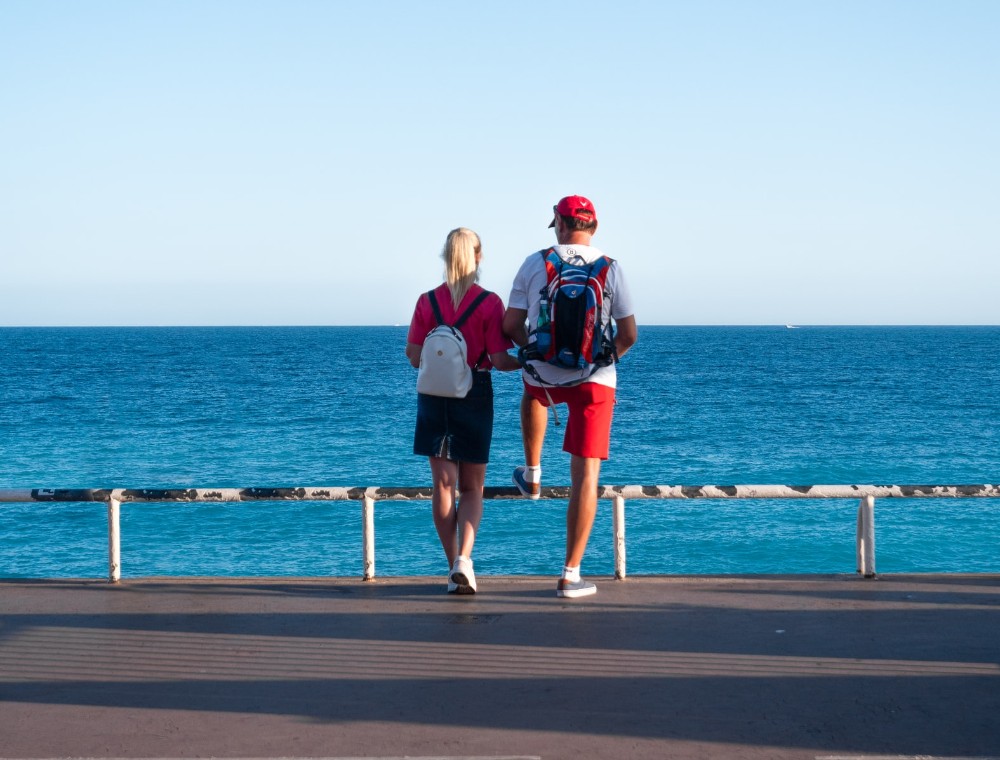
[[2, 574, 999, 760]]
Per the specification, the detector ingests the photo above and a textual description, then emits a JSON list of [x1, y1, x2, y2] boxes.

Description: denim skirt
[[413, 372, 494, 464]]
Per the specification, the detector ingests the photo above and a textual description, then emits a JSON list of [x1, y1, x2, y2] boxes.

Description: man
[[503, 195, 637, 598]]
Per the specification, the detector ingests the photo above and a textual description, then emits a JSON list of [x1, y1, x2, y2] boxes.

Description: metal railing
[[2, 484, 999, 583]]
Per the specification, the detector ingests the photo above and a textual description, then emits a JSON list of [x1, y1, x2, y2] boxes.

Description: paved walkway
[[2, 574, 999, 760]]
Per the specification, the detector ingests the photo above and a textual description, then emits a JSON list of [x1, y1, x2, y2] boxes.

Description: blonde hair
[[442, 227, 481, 308]]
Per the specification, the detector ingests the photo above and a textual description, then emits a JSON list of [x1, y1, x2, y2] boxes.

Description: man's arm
[[503, 307, 529, 348], [614, 315, 637, 358], [490, 350, 521, 371]]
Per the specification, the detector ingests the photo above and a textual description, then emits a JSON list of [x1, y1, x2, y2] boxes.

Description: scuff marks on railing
[[121, 488, 199, 501], [30, 488, 112, 502], [4, 483, 1000, 503]]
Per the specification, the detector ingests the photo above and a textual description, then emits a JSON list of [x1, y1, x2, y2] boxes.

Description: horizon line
[[2, 323, 999, 329]]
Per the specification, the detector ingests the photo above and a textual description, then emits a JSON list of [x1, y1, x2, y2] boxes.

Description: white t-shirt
[[508, 244, 635, 389]]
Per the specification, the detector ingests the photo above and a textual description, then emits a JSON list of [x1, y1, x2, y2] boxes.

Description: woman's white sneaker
[[450, 556, 477, 594]]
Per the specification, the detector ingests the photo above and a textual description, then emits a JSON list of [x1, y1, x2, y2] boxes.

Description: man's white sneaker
[[556, 577, 597, 598]]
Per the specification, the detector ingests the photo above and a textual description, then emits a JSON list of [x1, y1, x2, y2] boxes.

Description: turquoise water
[[1, 326, 998, 577]]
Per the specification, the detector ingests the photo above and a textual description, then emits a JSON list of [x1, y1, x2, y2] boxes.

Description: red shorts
[[524, 381, 616, 460]]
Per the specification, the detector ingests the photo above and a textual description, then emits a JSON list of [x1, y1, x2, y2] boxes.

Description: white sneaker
[[450, 556, 477, 594], [447, 575, 458, 594], [556, 577, 597, 598]]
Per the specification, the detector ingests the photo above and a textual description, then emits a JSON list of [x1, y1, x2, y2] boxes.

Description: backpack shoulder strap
[[426, 289, 446, 326], [589, 255, 614, 283], [541, 247, 561, 267], [455, 289, 492, 369], [592, 254, 613, 270], [452, 289, 492, 330], [540, 248, 565, 284]]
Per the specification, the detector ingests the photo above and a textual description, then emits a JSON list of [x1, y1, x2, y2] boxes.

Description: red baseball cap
[[548, 195, 597, 228]]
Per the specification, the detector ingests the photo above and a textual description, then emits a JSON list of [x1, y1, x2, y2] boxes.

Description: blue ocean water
[[1, 326, 998, 578]]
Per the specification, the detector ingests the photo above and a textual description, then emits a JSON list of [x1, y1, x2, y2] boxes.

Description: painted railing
[[2, 484, 999, 583]]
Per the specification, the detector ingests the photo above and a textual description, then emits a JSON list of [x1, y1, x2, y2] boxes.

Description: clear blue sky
[[2, 0, 997, 326]]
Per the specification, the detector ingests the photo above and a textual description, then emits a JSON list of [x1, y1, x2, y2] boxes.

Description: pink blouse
[[407, 283, 512, 370]]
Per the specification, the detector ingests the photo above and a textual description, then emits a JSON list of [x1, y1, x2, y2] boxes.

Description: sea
[[1, 326, 999, 579]]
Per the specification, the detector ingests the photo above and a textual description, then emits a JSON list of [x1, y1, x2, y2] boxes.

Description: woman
[[406, 228, 520, 594]]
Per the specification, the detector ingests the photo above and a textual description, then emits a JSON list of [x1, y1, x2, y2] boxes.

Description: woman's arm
[[405, 342, 422, 369]]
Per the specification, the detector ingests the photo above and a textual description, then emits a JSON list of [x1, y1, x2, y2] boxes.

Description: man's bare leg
[[520, 391, 547, 466], [514, 390, 548, 499], [566, 454, 602, 567]]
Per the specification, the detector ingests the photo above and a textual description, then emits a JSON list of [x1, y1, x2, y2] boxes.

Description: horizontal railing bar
[[1, 484, 999, 503]]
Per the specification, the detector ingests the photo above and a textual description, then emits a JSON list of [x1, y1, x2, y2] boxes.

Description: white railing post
[[362, 494, 375, 581], [107, 497, 121, 583], [856, 495, 876, 578], [613, 495, 626, 580]]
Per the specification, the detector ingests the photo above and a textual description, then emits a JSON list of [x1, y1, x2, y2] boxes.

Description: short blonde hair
[[442, 227, 481, 308]]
